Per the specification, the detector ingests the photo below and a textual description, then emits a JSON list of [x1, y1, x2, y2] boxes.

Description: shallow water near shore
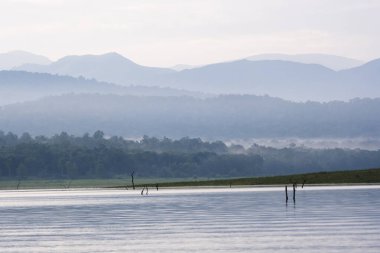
[[1, 186, 379, 252]]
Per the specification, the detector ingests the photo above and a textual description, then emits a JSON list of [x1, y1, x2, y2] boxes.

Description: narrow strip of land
[[1, 168, 379, 190], [140, 168, 380, 188]]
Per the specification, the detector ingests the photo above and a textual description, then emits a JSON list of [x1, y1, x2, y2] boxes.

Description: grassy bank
[[142, 168, 380, 188], [0, 178, 193, 190], [1, 168, 379, 190]]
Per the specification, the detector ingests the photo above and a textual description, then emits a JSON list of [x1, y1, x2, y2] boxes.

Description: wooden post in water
[[156, 183, 159, 191], [65, 179, 72, 189], [16, 178, 21, 190], [141, 186, 145, 195], [146, 185, 149, 195], [285, 185, 288, 202], [302, 179, 306, 188], [131, 171, 135, 190], [293, 183, 296, 202]]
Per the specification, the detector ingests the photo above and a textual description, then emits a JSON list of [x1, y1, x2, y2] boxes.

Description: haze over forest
[[1, 50, 380, 178], [1, 0, 380, 179], [1, 50, 380, 148], [2, 5, 380, 253]]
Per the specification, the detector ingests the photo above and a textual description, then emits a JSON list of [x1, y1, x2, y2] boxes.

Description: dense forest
[[0, 131, 379, 180], [1, 94, 380, 139]]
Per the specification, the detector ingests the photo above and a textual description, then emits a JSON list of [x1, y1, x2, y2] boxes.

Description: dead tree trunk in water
[[16, 178, 21, 190], [131, 171, 135, 190], [302, 179, 306, 188], [156, 183, 159, 191], [141, 186, 145, 195], [293, 183, 296, 202], [65, 178, 72, 189], [285, 185, 288, 202]]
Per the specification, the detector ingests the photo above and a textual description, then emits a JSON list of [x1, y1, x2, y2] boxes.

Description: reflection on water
[[0, 186, 379, 252]]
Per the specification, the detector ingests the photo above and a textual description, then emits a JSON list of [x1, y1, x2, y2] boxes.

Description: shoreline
[[1, 182, 380, 191], [1, 168, 379, 190]]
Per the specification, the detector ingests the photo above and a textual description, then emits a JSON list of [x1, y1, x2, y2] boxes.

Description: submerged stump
[[131, 171, 135, 190], [285, 185, 288, 202]]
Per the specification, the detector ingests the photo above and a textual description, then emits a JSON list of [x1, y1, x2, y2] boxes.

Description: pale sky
[[0, 0, 379, 67]]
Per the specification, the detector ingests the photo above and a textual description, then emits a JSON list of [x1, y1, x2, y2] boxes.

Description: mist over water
[[1, 186, 379, 252], [1, 1, 380, 251], [226, 138, 380, 151]]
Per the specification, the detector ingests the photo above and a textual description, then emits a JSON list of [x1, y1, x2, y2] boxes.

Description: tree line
[[0, 131, 379, 180], [0, 131, 261, 179], [2, 94, 380, 139]]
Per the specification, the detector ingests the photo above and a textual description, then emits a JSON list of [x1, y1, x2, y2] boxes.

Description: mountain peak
[[102, 52, 123, 57], [56, 52, 137, 66], [102, 52, 138, 64], [0, 51, 51, 70]]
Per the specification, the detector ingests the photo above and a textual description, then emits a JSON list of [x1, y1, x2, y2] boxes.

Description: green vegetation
[[0, 178, 189, 190], [1, 131, 380, 181], [2, 93, 380, 139], [0, 132, 263, 179], [1, 168, 379, 190], [144, 168, 380, 187]]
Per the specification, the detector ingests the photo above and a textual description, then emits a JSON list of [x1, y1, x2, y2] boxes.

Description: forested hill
[[0, 70, 204, 105], [15, 53, 380, 101], [1, 94, 380, 138], [0, 131, 379, 180]]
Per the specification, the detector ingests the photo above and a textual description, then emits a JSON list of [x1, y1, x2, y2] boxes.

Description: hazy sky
[[0, 0, 379, 66]]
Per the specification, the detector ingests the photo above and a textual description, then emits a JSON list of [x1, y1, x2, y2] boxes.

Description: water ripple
[[0, 186, 379, 252]]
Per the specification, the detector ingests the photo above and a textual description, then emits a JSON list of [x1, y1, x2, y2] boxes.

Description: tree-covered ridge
[[0, 131, 379, 180], [0, 131, 229, 154], [0, 70, 205, 106], [0, 131, 260, 179], [2, 94, 380, 138]]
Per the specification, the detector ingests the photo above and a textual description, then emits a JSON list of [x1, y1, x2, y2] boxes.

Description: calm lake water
[[0, 186, 379, 252]]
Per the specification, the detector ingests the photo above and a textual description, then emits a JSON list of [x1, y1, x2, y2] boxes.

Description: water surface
[[0, 186, 379, 252]]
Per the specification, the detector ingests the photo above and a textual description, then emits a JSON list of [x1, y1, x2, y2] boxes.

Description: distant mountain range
[[246, 53, 364, 70], [2, 51, 379, 146], [173, 53, 364, 71], [164, 59, 380, 101], [1, 94, 379, 138], [16, 52, 175, 86], [0, 71, 206, 105], [13, 52, 379, 101], [0, 51, 51, 70]]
